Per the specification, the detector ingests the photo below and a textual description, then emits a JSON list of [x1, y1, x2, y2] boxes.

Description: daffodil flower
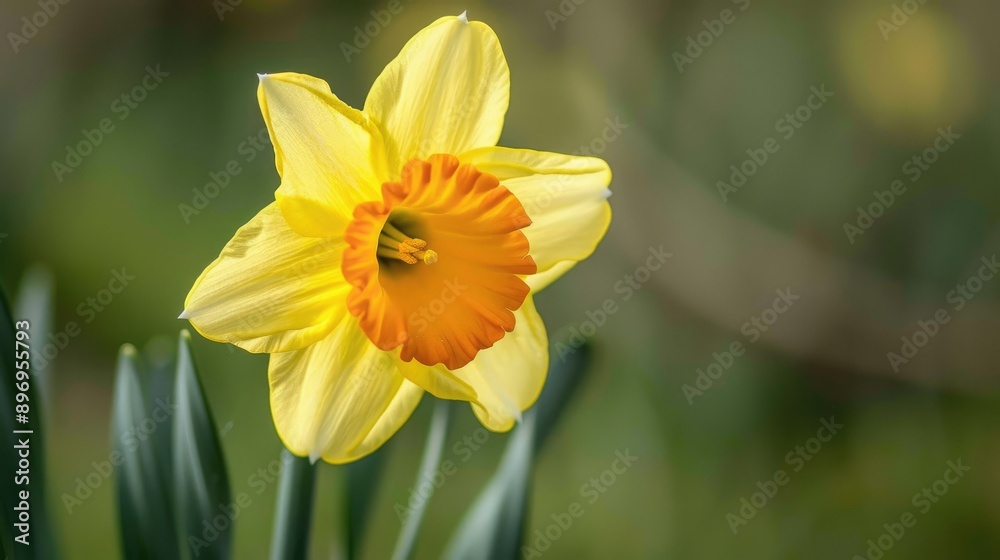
[[181, 12, 612, 463]]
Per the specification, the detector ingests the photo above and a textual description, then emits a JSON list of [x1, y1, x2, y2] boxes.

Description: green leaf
[[173, 330, 232, 560], [269, 450, 317, 560], [392, 399, 452, 560], [0, 281, 57, 559], [344, 443, 389, 559], [144, 335, 176, 499], [442, 415, 535, 560], [112, 344, 180, 559], [443, 333, 593, 560]]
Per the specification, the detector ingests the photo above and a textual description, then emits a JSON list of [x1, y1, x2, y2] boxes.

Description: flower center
[[376, 221, 438, 265], [342, 154, 536, 370]]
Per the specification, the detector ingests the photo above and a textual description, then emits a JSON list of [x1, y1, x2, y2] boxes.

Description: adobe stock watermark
[[578, 116, 628, 158], [35, 268, 136, 371], [877, 0, 930, 41], [52, 65, 169, 183], [340, 0, 415, 62], [682, 287, 800, 404], [187, 450, 296, 556], [522, 449, 638, 558], [394, 427, 491, 523], [842, 127, 960, 244], [408, 278, 468, 336], [672, 0, 751, 73], [544, 0, 592, 30], [60, 395, 176, 514], [852, 459, 969, 559], [178, 127, 271, 223], [726, 417, 842, 534], [7, 0, 72, 54], [555, 246, 671, 362], [886, 254, 997, 372], [716, 84, 833, 202], [212, 0, 245, 21]]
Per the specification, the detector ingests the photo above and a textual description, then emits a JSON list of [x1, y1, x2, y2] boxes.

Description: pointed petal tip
[[308, 450, 321, 465], [601, 188, 612, 199], [458, 10, 469, 24], [178, 309, 191, 319]]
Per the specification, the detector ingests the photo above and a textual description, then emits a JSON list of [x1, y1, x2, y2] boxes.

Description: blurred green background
[[2, 0, 999, 557]]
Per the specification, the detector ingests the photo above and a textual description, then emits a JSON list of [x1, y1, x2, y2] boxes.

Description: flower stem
[[391, 399, 452, 560], [270, 449, 317, 560]]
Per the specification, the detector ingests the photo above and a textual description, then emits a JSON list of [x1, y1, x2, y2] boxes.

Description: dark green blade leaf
[[344, 442, 389, 559], [174, 330, 232, 560], [112, 344, 179, 559], [442, 415, 535, 560], [392, 399, 452, 560], [269, 450, 316, 560], [0, 282, 56, 559], [143, 336, 176, 511], [443, 334, 593, 560]]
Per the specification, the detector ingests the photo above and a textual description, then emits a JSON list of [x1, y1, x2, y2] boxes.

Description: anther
[[419, 249, 438, 264], [376, 235, 437, 265]]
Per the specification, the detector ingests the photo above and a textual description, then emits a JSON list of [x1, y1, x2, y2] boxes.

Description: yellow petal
[[182, 203, 350, 353], [364, 15, 510, 173], [258, 72, 388, 237], [460, 146, 612, 291], [396, 359, 477, 404], [527, 261, 577, 294], [398, 296, 548, 432], [269, 315, 424, 464]]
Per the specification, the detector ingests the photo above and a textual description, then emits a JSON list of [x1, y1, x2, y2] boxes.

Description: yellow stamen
[[404, 238, 427, 250], [381, 222, 427, 249], [380, 221, 408, 241], [378, 233, 402, 250], [376, 246, 419, 264], [376, 230, 437, 265]]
